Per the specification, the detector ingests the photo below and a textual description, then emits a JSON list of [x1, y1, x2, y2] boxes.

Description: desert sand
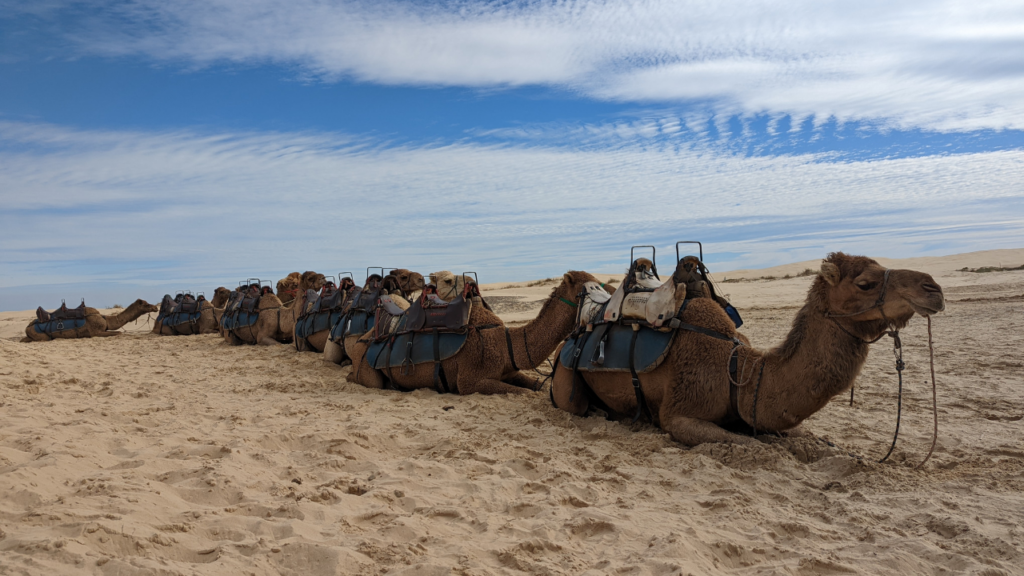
[[1, 249, 1023, 575]]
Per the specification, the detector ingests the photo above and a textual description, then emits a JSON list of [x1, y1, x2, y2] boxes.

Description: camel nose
[[922, 281, 943, 294]]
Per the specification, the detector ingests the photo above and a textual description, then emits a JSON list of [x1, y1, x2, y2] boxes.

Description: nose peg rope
[[915, 315, 939, 470]]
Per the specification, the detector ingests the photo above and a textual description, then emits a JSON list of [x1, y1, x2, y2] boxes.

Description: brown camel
[[223, 272, 326, 346], [550, 253, 945, 446], [322, 270, 426, 361], [153, 295, 219, 336], [276, 272, 303, 305], [23, 299, 158, 342], [345, 271, 598, 395], [210, 287, 230, 308]]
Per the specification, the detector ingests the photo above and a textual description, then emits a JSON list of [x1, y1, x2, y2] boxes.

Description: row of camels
[[21, 253, 945, 447]]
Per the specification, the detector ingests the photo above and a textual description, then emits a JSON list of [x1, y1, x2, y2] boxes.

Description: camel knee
[[550, 366, 588, 416], [662, 416, 756, 447]]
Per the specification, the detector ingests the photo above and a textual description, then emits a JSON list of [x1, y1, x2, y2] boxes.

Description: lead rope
[[915, 316, 939, 469], [878, 330, 904, 463]]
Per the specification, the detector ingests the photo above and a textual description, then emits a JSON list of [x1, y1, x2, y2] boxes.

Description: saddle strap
[[504, 328, 519, 372], [628, 325, 652, 423], [432, 328, 452, 394], [568, 329, 591, 403]]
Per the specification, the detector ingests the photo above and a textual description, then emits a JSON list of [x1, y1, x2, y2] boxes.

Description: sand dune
[[2, 250, 1023, 575]]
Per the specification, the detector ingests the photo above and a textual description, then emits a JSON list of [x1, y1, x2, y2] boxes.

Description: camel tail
[[104, 299, 155, 331]]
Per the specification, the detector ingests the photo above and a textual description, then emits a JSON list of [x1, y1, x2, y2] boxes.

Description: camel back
[[221, 288, 262, 332], [157, 294, 207, 335], [363, 284, 480, 394], [562, 255, 741, 375], [294, 283, 353, 350], [32, 301, 90, 338], [328, 277, 384, 343]]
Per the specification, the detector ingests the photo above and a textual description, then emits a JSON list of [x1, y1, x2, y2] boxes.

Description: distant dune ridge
[[1, 248, 1023, 574]]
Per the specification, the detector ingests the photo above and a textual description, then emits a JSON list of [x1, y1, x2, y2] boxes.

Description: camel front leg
[[323, 339, 348, 365], [550, 360, 588, 416], [458, 378, 533, 395], [346, 357, 385, 389], [661, 415, 757, 447], [503, 371, 542, 391]]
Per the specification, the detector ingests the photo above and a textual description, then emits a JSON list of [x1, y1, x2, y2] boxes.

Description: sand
[[1, 250, 1023, 575]]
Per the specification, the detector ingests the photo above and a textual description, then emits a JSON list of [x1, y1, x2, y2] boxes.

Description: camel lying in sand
[[345, 271, 599, 395], [550, 252, 945, 446], [321, 270, 425, 361], [222, 273, 326, 346], [154, 287, 231, 336], [23, 299, 158, 342]]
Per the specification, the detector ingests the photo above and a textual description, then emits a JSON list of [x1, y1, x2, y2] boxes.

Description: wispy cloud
[[1, 120, 1022, 309], [16, 0, 1024, 131]]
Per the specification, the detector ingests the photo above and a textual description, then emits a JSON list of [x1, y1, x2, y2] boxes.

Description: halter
[[822, 268, 922, 464]]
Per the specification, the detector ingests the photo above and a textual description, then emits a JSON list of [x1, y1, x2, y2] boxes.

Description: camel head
[[817, 252, 944, 337], [430, 271, 477, 302], [277, 272, 301, 293], [390, 269, 425, 295], [299, 271, 326, 292], [211, 287, 231, 308], [339, 277, 356, 292]]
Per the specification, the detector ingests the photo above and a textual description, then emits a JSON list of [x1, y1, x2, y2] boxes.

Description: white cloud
[[28, 0, 1021, 131], [1, 120, 1022, 305]]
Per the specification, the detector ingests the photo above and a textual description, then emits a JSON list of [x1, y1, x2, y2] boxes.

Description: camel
[[345, 271, 599, 395], [222, 273, 327, 346], [23, 299, 159, 342], [322, 270, 426, 362], [153, 287, 231, 336], [550, 252, 945, 446], [276, 272, 303, 306], [210, 287, 230, 308]]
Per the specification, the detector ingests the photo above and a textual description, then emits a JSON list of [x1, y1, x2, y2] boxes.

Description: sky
[[1, 0, 1023, 310]]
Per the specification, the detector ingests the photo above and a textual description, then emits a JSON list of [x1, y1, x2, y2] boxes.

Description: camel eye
[[857, 281, 878, 291]]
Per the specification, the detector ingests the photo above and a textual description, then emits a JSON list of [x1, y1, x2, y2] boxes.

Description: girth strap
[[504, 328, 519, 372], [432, 328, 452, 394], [628, 325, 652, 423]]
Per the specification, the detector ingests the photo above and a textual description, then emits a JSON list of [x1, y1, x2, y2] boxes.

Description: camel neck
[[745, 302, 872, 431], [508, 292, 578, 371]]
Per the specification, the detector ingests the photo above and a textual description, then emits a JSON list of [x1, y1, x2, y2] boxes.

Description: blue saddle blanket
[[329, 310, 374, 342], [33, 318, 86, 335], [221, 310, 259, 331], [165, 310, 202, 328], [559, 323, 676, 373], [367, 331, 469, 370], [296, 309, 345, 340]]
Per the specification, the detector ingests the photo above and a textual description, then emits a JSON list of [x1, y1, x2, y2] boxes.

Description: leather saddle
[[36, 300, 86, 323]]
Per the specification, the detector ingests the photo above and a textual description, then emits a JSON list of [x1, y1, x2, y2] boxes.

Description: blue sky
[[1, 0, 1023, 310]]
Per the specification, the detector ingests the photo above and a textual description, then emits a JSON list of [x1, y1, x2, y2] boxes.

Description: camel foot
[[258, 338, 283, 346], [504, 371, 542, 391], [323, 339, 346, 364], [20, 337, 32, 343], [458, 378, 532, 395], [662, 415, 758, 447], [93, 331, 122, 337]]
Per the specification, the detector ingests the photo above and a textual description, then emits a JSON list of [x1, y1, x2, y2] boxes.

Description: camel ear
[[819, 262, 841, 286], [563, 272, 574, 285]]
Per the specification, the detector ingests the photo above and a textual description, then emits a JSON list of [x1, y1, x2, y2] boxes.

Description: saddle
[[36, 300, 86, 323], [561, 252, 744, 423], [363, 282, 478, 394], [329, 275, 385, 342], [294, 282, 356, 349], [33, 300, 89, 336], [221, 285, 265, 332]]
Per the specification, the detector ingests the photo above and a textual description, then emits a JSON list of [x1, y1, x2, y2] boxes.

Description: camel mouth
[[911, 299, 944, 317]]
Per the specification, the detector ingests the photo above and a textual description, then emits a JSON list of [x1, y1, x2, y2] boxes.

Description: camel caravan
[[20, 244, 945, 451]]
